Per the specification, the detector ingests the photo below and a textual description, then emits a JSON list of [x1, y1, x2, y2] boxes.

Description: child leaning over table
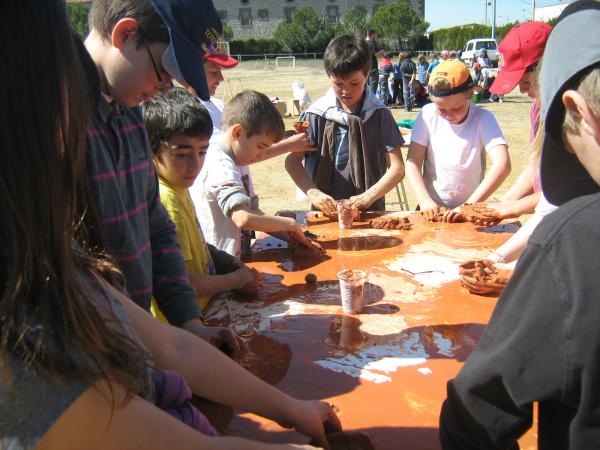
[[191, 90, 318, 258], [285, 33, 405, 216], [405, 60, 510, 222], [142, 89, 262, 317]]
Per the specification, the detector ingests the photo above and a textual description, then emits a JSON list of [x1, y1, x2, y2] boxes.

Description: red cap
[[203, 44, 239, 68], [490, 21, 551, 95]]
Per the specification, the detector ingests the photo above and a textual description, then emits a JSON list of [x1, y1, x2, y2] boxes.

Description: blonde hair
[[563, 66, 600, 133], [429, 77, 452, 93]]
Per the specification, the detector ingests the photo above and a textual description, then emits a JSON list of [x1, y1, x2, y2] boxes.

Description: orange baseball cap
[[429, 60, 474, 97]]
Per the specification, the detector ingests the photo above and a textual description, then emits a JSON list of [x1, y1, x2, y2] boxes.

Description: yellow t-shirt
[[151, 178, 213, 322]]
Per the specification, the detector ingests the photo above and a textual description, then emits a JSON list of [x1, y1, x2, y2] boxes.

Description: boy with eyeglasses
[[83, 0, 245, 358]]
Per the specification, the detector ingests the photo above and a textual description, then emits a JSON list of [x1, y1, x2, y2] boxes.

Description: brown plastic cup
[[337, 200, 355, 229], [337, 269, 367, 314]]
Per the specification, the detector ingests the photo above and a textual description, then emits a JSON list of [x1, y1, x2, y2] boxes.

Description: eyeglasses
[[144, 40, 173, 93]]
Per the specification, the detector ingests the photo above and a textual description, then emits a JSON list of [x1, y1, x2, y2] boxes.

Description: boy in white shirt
[[406, 60, 510, 220], [192, 90, 319, 258]]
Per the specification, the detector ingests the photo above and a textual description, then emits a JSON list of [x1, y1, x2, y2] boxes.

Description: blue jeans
[[378, 78, 390, 105], [402, 78, 414, 112]]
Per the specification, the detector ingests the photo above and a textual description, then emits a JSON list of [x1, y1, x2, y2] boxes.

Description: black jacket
[[440, 192, 600, 450]]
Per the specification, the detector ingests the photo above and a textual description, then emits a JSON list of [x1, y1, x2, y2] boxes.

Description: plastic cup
[[337, 269, 367, 314], [337, 200, 355, 230]]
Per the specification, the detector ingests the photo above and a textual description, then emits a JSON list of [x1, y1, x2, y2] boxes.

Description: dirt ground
[[215, 59, 533, 215]]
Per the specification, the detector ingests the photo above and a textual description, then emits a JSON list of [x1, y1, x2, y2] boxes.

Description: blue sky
[[425, 0, 570, 30]]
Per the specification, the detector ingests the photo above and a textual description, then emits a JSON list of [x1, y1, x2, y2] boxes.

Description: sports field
[[214, 59, 533, 214]]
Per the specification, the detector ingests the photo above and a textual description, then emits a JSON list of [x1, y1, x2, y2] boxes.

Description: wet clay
[[460, 203, 502, 226], [221, 212, 536, 450], [459, 260, 510, 295], [292, 120, 310, 134], [305, 273, 318, 284], [370, 214, 412, 230]]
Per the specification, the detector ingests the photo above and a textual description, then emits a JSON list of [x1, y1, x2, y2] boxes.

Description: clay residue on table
[[207, 211, 535, 449]]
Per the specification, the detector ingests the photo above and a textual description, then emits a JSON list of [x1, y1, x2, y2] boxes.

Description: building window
[[218, 9, 227, 20], [239, 8, 252, 27], [283, 6, 295, 22], [240, 0, 249, 4], [326, 5, 339, 21], [257, 8, 269, 20], [285, 0, 294, 2]]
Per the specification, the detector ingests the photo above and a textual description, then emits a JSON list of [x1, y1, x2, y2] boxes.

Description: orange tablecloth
[[204, 211, 537, 449]]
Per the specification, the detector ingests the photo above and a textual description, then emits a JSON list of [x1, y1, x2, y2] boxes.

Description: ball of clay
[[305, 273, 317, 284]]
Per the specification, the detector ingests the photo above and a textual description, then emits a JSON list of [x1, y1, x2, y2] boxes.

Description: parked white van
[[459, 38, 499, 67]]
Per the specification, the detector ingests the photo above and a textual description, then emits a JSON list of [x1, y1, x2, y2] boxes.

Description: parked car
[[460, 38, 498, 67]]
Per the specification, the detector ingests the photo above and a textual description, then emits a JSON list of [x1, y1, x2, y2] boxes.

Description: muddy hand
[[194, 325, 248, 361], [307, 189, 337, 216], [237, 266, 265, 295], [461, 275, 507, 295], [441, 208, 466, 223], [290, 229, 325, 255], [420, 206, 445, 221], [472, 201, 519, 220], [286, 400, 342, 450], [348, 192, 373, 210]]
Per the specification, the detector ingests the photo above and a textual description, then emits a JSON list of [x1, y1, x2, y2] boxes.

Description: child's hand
[[279, 400, 342, 450], [348, 192, 374, 210], [236, 266, 264, 295], [471, 201, 520, 220], [288, 227, 326, 256], [280, 132, 317, 153], [307, 189, 337, 216]]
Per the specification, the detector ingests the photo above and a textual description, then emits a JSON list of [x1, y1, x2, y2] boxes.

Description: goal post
[[275, 56, 296, 70]]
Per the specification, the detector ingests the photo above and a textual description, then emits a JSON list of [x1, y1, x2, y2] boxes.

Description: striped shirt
[[86, 95, 201, 326]]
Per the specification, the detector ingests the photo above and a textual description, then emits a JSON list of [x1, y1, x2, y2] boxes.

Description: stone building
[[214, 0, 425, 40]]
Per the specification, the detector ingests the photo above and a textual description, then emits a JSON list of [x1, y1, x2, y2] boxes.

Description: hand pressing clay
[[459, 203, 502, 227], [459, 259, 511, 295], [292, 120, 309, 134], [370, 214, 412, 230], [419, 206, 453, 222]]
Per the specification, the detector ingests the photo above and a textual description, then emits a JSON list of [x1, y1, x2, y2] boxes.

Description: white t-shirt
[[411, 102, 508, 208], [190, 143, 252, 258], [200, 97, 224, 146]]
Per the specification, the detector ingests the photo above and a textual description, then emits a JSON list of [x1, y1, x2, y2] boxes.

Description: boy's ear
[[563, 89, 599, 137], [111, 18, 139, 50], [231, 123, 244, 139]]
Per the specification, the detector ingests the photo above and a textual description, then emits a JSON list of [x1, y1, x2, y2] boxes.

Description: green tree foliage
[[229, 38, 283, 55], [222, 21, 234, 41], [67, 3, 91, 37], [339, 9, 367, 35], [431, 22, 521, 50], [368, 1, 429, 49], [274, 7, 337, 53]]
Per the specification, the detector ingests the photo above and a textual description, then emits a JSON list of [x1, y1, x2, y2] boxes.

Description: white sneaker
[[499, 98, 504, 103]]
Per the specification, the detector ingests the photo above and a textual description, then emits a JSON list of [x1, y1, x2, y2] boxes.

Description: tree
[[339, 9, 367, 35], [67, 3, 90, 38], [274, 7, 337, 53], [369, 1, 429, 49], [221, 21, 234, 41]]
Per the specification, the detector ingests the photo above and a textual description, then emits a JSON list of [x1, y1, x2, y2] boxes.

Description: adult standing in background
[[366, 29, 383, 94]]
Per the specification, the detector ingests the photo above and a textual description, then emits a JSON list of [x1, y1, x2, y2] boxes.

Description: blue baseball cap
[[149, 0, 223, 100]]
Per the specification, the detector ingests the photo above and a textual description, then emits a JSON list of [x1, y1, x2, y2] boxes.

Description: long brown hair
[[0, 1, 149, 399]]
